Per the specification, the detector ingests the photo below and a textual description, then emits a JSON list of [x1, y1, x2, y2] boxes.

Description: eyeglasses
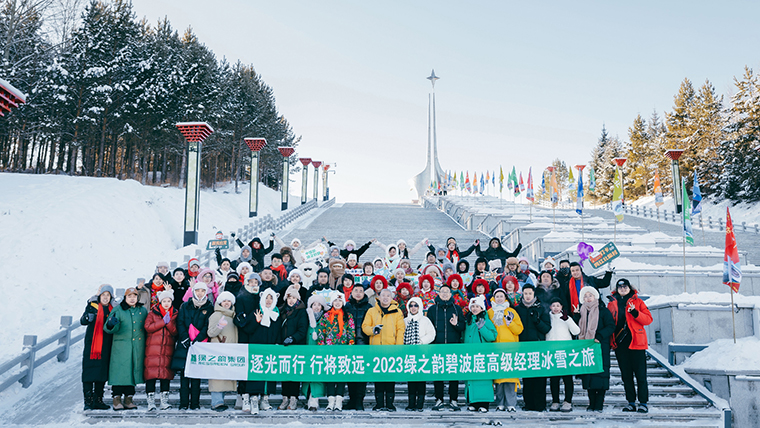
[[409, 303, 419, 308], [617, 284, 630, 289]]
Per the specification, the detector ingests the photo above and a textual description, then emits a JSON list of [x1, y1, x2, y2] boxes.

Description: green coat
[[104, 301, 148, 386], [302, 318, 325, 398], [463, 313, 497, 403]]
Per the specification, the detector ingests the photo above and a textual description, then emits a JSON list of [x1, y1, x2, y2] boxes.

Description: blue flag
[[576, 170, 584, 215], [692, 171, 702, 215]]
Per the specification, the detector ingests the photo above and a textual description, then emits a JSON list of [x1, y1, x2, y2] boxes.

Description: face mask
[[520, 264, 528, 271], [560, 267, 570, 275]]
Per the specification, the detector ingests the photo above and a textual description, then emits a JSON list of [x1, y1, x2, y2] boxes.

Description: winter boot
[[278, 396, 289, 410], [326, 396, 336, 411], [83, 390, 93, 411], [335, 396, 343, 411], [288, 396, 298, 410], [159, 392, 171, 410], [549, 402, 560, 412], [561, 401, 572, 412], [416, 392, 425, 411], [91, 394, 109, 410], [373, 390, 385, 411], [147, 392, 156, 411], [242, 394, 251, 413], [385, 392, 397, 412], [250, 395, 259, 415], [123, 395, 137, 410], [112, 395, 124, 411], [308, 395, 319, 411], [260, 395, 272, 410], [405, 393, 416, 411], [355, 383, 366, 411], [235, 394, 243, 410]]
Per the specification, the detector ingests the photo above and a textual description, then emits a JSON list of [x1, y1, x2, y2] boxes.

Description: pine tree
[[626, 114, 652, 198]]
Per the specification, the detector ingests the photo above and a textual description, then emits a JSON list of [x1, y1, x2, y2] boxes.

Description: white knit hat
[[217, 291, 236, 305], [157, 290, 174, 302]]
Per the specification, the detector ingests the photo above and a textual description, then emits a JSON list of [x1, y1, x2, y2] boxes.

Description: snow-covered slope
[[632, 195, 760, 227], [0, 173, 299, 359]]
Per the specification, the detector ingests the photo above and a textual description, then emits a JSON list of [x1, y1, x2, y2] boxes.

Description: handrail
[[0, 197, 334, 393], [605, 203, 759, 235], [647, 348, 732, 428]]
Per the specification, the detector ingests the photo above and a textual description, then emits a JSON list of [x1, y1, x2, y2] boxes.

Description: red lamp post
[[311, 161, 322, 201], [299, 157, 312, 205], [0, 78, 26, 117], [322, 164, 331, 201], [176, 122, 214, 246], [665, 149, 685, 213], [244, 138, 266, 217], [278, 147, 295, 210], [613, 157, 627, 203]]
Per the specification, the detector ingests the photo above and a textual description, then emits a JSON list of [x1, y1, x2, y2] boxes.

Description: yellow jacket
[[362, 301, 405, 345], [488, 306, 523, 384]]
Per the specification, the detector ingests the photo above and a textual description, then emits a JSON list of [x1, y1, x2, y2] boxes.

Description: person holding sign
[[578, 286, 614, 413], [403, 296, 436, 411], [488, 289, 523, 412], [426, 284, 465, 411], [463, 295, 497, 413], [362, 288, 405, 411], [516, 284, 551, 412], [559, 262, 613, 321], [608, 279, 652, 414]]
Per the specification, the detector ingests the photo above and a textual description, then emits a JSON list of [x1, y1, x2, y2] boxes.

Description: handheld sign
[[588, 242, 620, 269], [206, 238, 229, 250], [302, 243, 328, 263]]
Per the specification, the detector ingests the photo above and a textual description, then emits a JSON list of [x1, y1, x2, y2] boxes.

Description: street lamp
[[176, 122, 214, 246], [299, 157, 312, 205], [244, 138, 266, 217], [665, 149, 685, 213], [323, 164, 334, 201], [278, 147, 295, 211], [311, 161, 322, 201], [0, 78, 26, 116], [613, 157, 627, 204]]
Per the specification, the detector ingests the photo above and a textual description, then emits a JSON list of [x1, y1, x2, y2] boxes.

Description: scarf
[[90, 303, 111, 360], [260, 289, 280, 327], [521, 295, 537, 307], [327, 307, 345, 336], [579, 297, 600, 340], [192, 295, 208, 308], [446, 249, 460, 264], [159, 305, 170, 317], [244, 284, 260, 294], [491, 301, 509, 321], [271, 264, 288, 281], [569, 276, 584, 312], [404, 319, 420, 344]]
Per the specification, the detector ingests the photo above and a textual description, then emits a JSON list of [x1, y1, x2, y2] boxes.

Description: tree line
[[0, 0, 300, 191], [588, 70, 760, 205]]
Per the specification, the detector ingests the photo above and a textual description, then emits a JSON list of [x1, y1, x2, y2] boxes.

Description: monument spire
[[410, 69, 446, 201]]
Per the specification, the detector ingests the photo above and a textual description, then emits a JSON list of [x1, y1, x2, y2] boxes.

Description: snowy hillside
[[0, 173, 301, 359], [631, 195, 760, 227]]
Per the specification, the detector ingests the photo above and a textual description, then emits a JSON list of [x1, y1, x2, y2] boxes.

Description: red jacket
[[607, 291, 652, 351], [144, 307, 178, 380]]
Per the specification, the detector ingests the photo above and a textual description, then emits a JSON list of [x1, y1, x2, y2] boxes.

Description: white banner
[[184, 342, 250, 380]]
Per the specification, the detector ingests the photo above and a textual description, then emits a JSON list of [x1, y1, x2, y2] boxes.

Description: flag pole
[[730, 288, 737, 344], [657, 207, 660, 232], [581, 212, 585, 241], [701, 213, 706, 246], [682, 233, 687, 293]]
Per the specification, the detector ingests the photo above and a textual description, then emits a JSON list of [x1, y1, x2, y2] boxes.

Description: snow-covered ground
[[682, 337, 760, 372], [631, 195, 760, 227], [0, 173, 302, 360]]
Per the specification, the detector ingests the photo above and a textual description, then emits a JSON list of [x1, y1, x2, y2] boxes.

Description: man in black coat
[[475, 237, 522, 269], [235, 235, 275, 272], [426, 284, 466, 411], [515, 284, 552, 412], [344, 285, 373, 410], [558, 262, 613, 320]]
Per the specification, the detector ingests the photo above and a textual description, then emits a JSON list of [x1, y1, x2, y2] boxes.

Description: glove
[[251, 259, 259, 266], [372, 325, 383, 335], [630, 308, 640, 318], [505, 311, 514, 326], [181, 338, 191, 349], [106, 316, 119, 328], [216, 317, 228, 330], [312, 331, 318, 341], [560, 311, 569, 321], [231, 232, 236, 237], [283, 336, 294, 346], [476, 318, 486, 329], [86, 312, 96, 323], [163, 312, 171, 324]]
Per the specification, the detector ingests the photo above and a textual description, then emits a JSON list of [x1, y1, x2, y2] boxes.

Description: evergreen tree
[[626, 114, 652, 198]]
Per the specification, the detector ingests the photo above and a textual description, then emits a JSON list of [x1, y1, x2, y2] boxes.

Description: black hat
[[550, 297, 563, 306], [616, 278, 631, 289], [227, 272, 240, 281], [569, 261, 581, 268], [271, 253, 282, 261], [521, 283, 536, 291]]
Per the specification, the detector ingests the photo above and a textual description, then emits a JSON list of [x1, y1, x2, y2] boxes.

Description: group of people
[[80, 234, 653, 414]]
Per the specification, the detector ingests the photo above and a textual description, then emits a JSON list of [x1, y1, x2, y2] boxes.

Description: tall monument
[[410, 70, 446, 200]]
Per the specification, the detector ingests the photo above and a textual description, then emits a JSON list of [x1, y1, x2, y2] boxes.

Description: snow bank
[[645, 291, 760, 307], [632, 195, 760, 229], [0, 173, 299, 360], [682, 337, 760, 372]]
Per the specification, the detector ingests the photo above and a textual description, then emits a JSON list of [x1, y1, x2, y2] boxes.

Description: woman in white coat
[[546, 297, 580, 412], [403, 297, 436, 411]]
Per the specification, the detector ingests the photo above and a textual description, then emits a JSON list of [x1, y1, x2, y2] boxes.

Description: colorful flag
[[460, 171, 464, 190], [612, 166, 624, 222], [576, 168, 584, 215], [473, 172, 478, 194], [654, 171, 664, 207], [512, 167, 520, 196], [568, 166, 575, 191], [526, 167, 535, 202], [499, 166, 504, 192], [519, 172, 525, 192], [507, 168, 513, 190], [588, 167, 596, 192], [465, 172, 471, 193], [550, 169, 559, 206], [486, 171, 490, 185], [682, 178, 694, 245], [692, 171, 702, 215], [541, 172, 546, 194], [723, 207, 742, 292], [479, 173, 485, 195], [492, 170, 495, 187]]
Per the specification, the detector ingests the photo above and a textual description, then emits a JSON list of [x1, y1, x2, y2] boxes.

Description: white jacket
[[546, 312, 581, 341], [403, 297, 436, 345]]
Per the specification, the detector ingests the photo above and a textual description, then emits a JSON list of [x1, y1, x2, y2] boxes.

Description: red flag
[[723, 207, 741, 293]]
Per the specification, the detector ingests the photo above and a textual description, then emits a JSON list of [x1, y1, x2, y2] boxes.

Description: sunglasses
[[409, 303, 419, 308]]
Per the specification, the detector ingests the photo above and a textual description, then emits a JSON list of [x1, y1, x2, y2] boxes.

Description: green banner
[[185, 340, 602, 382]]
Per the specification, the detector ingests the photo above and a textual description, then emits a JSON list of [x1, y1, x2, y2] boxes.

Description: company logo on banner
[[185, 341, 602, 382]]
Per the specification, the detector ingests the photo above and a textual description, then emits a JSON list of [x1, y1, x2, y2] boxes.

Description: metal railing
[[0, 197, 333, 393], [606, 203, 760, 235]]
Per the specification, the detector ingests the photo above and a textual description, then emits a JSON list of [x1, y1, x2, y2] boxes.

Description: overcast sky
[[130, 0, 760, 203]]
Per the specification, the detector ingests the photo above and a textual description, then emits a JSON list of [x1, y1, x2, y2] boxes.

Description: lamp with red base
[[665, 149, 685, 213], [322, 164, 331, 201], [299, 158, 312, 205], [613, 157, 627, 204], [176, 122, 214, 246], [311, 161, 322, 201], [244, 138, 266, 217], [278, 147, 296, 210]]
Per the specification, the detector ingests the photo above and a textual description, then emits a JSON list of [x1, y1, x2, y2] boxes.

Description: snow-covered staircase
[[84, 353, 724, 426]]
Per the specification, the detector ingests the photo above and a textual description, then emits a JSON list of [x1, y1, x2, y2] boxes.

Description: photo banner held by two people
[[185, 340, 603, 382]]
